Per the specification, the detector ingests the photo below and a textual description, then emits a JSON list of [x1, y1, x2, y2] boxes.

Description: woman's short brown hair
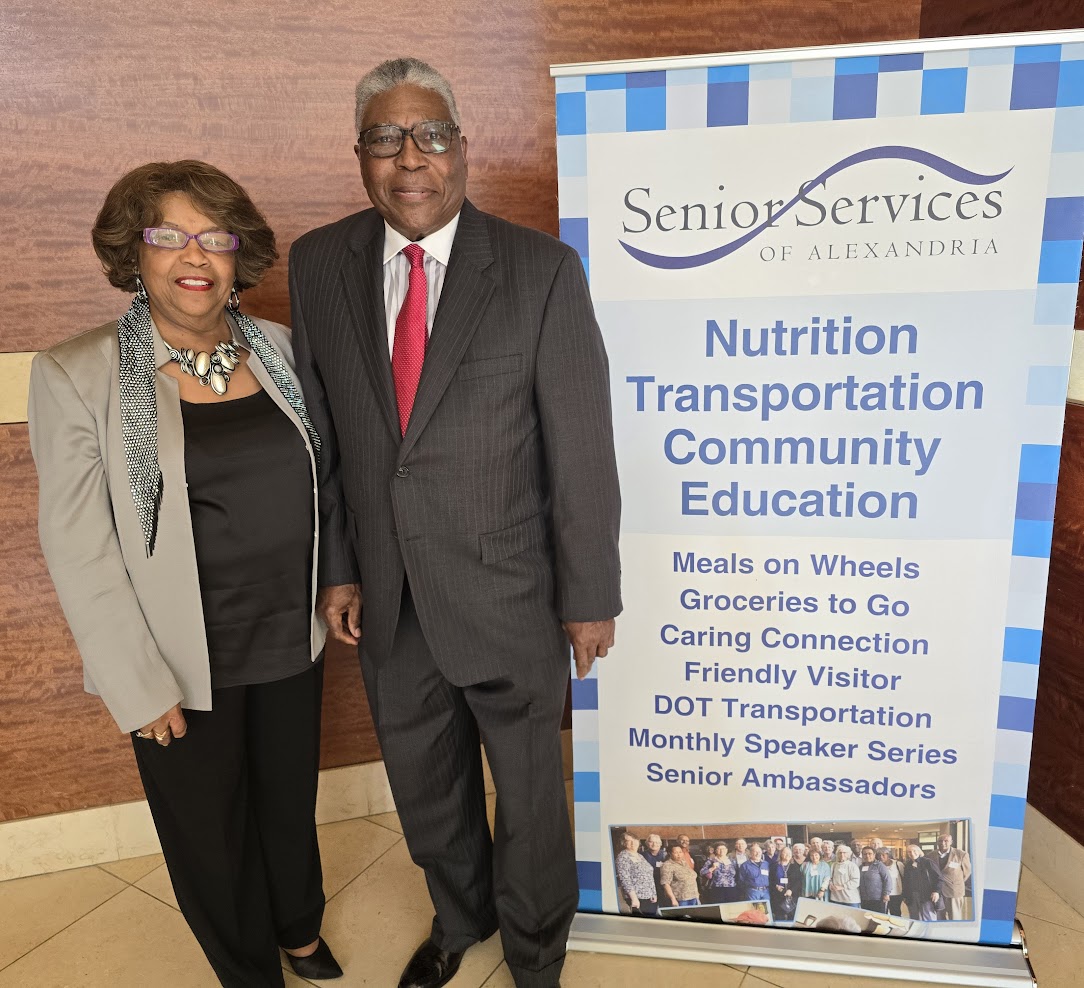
[[92, 160, 278, 292]]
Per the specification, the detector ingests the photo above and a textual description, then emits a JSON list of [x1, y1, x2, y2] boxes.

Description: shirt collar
[[383, 211, 461, 267]]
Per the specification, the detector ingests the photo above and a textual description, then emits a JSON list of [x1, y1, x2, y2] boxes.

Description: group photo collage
[[609, 818, 973, 938]]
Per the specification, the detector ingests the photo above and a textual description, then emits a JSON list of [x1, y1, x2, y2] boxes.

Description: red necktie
[[392, 243, 427, 436]]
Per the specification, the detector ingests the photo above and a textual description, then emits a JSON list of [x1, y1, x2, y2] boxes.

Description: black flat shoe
[[284, 937, 343, 980], [398, 937, 464, 988]]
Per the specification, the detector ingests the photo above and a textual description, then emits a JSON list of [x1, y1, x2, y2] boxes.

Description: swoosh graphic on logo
[[618, 146, 1013, 270]]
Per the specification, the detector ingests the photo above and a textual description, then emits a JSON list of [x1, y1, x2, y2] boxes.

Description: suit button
[[396, 466, 410, 478]]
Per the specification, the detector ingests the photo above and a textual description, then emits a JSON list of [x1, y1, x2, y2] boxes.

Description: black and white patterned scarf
[[117, 288, 321, 556]]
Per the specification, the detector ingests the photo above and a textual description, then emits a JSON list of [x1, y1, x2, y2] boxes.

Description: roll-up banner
[[555, 29, 1084, 985]]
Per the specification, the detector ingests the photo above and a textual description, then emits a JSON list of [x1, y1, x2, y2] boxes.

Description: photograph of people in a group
[[609, 818, 973, 938]]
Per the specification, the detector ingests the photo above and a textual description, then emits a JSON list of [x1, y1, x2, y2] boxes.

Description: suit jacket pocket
[[479, 512, 546, 564], [456, 353, 522, 381]]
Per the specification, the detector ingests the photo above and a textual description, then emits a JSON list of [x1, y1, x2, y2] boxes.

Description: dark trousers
[[360, 584, 576, 988], [132, 662, 326, 988]]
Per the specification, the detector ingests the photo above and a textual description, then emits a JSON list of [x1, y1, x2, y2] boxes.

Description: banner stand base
[[568, 913, 1037, 987]]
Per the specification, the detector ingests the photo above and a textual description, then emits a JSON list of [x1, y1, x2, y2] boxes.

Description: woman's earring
[[135, 274, 148, 301], [228, 285, 241, 311]]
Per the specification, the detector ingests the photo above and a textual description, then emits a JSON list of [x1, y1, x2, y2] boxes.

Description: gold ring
[[154, 730, 169, 742], [135, 729, 153, 739]]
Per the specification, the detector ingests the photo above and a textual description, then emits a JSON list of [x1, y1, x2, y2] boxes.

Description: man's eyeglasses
[[359, 120, 459, 158], [142, 228, 240, 252]]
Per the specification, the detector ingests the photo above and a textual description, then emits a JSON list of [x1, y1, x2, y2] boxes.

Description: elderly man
[[928, 833, 972, 920], [733, 838, 749, 867], [677, 834, 698, 872], [736, 842, 771, 901], [290, 57, 621, 988]]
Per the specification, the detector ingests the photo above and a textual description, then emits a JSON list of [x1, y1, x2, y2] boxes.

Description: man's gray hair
[[355, 57, 461, 134]]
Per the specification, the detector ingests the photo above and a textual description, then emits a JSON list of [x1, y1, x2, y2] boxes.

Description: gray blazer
[[28, 315, 325, 733], [290, 200, 621, 685]]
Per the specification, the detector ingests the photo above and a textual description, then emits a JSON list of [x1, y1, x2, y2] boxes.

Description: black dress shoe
[[284, 937, 343, 980], [398, 937, 465, 988]]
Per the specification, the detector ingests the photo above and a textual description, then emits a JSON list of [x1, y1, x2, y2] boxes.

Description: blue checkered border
[[570, 670, 603, 911], [560, 41, 1084, 942]]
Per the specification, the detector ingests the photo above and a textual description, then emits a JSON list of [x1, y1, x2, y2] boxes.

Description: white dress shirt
[[382, 213, 461, 357]]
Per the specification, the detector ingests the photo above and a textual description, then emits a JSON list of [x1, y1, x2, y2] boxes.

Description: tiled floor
[[0, 789, 1079, 987]]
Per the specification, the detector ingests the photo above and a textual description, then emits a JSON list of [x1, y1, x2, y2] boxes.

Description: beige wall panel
[[0, 353, 35, 424]]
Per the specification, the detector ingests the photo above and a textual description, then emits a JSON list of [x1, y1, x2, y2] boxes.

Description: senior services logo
[[618, 146, 1013, 270]]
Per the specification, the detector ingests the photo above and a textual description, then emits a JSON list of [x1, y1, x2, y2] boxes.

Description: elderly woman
[[903, 843, 943, 920], [615, 833, 658, 915], [881, 849, 906, 916], [800, 848, 832, 900], [28, 161, 340, 986], [659, 844, 701, 907], [770, 844, 796, 921], [788, 844, 806, 901], [829, 845, 862, 906], [699, 842, 737, 904]]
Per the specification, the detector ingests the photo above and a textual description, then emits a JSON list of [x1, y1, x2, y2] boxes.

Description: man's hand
[[318, 583, 362, 645], [137, 704, 187, 747], [563, 618, 616, 680]]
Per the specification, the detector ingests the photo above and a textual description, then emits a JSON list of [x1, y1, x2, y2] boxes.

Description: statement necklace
[[165, 339, 241, 395]]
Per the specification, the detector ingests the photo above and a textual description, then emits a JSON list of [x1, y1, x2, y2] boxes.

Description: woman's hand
[[628, 895, 640, 910], [136, 704, 187, 746]]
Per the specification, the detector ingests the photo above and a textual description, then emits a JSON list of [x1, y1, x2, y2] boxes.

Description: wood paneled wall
[[1031, 403, 1084, 842], [26, 0, 1071, 823]]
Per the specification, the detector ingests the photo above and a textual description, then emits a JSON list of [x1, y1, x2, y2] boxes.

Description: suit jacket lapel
[[398, 200, 495, 462], [342, 212, 400, 440]]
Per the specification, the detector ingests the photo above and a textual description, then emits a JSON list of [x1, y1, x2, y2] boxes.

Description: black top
[[181, 389, 315, 689]]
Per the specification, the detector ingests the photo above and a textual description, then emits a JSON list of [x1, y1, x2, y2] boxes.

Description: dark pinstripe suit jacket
[[289, 200, 621, 685]]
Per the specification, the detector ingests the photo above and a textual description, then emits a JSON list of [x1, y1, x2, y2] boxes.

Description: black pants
[[360, 584, 576, 988], [132, 661, 325, 988]]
